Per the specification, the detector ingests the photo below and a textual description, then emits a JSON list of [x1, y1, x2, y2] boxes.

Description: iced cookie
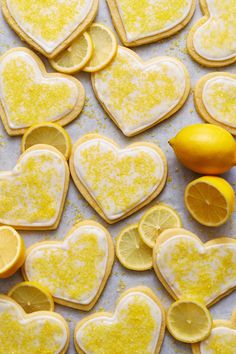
[[2, 0, 98, 58], [92, 46, 190, 137], [192, 309, 236, 354], [153, 228, 236, 307], [23, 221, 114, 310], [0, 145, 69, 230], [69, 134, 168, 224], [0, 295, 69, 353], [74, 286, 166, 354], [187, 0, 236, 67], [194, 73, 236, 135], [0, 48, 85, 136], [106, 0, 196, 47]]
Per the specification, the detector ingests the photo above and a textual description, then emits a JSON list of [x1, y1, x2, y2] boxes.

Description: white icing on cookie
[[200, 327, 236, 353]]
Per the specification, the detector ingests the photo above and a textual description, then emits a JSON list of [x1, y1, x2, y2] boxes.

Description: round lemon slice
[[167, 300, 212, 343], [8, 282, 54, 313], [139, 204, 182, 248], [185, 176, 235, 227], [22, 122, 72, 160], [0, 226, 25, 279], [116, 224, 153, 271], [50, 32, 93, 74], [83, 23, 118, 72]]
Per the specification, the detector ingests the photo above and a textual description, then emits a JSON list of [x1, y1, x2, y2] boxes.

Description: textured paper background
[[0, 1, 236, 353]]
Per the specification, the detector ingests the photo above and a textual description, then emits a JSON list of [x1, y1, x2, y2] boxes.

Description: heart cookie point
[[0, 295, 69, 353], [70, 134, 168, 223], [74, 286, 166, 354], [92, 46, 190, 136], [2, 0, 99, 58], [0, 48, 85, 136], [0, 144, 69, 230], [23, 220, 114, 310], [153, 228, 236, 306], [107, 0, 196, 46], [188, 0, 236, 66]]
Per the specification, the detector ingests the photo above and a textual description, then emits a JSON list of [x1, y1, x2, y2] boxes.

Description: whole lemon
[[169, 124, 236, 174]]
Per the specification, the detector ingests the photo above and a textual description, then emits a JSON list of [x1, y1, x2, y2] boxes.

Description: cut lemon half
[[83, 23, 118, 72], [0, 226, 25, 278], [50, 32, 93, 74], [139, 204, 182, 248], [185, 176, 235, 227], [22, 122, 72, 160], [167, 300, 212, 343], [116, 224, 153, 271], [8, 282, 54, 313]]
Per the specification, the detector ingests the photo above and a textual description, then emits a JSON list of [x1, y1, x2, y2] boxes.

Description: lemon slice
[[185, 176, 235, 227], [22, 122, 72, 160], [8, 282, 54, 313], [116, 224, 153, 271], [83, 23, 118, 72], [0, 226, 25, 278], [139, 204, 182, 248], [50, 32, 93, 74], [167, 300, 212, 343]]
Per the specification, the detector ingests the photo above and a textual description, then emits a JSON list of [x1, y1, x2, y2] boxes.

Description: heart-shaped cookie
[[0, 295, 69, 353], [69, 134, 168, 223], [153, 228, 236, 307], [23, 221, 114, 310], [92, 46, 190, 137], [74, 287, 166, 354], [0, 48, 85, 136], [106, 0, 196, 46], [0, 145, 69, 230], [195, 73, 236, 136], [187, 0, 236, 67], [192, 309, 236, 354], [2, 0, 98, 58]]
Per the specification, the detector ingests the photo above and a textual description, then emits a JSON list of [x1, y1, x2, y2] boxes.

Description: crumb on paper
[[65, 200, 83, 225], [117, 279, 126, 292]]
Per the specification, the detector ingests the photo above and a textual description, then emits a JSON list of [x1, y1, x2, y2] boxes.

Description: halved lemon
[[139, 204, 182, 248], [0, 226, 25, 278], [167, 300, 212, 343], [83, 23, 118, 72], [50, 32, 93, 74], [185, 176, 235, 227], [8, 281, 54, 313], [22, 122, 72, 160], [116, 224, 153, 271]]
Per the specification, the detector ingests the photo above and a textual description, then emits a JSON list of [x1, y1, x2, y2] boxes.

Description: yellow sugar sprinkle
[[1, 55, 76, 128], [0, 153, 64, 224], [0, 310, 65, 353], [79, 296, 157, 353], [202, 330, 236, 354], [28, 232, 106, 301]]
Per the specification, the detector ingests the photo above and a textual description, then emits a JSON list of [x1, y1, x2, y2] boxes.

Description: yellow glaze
[[78, 295, 160, 353], [203, 77, 236, 128], [117, 0, 191, 40], [0, 149, 66, 227], [25, 228, 108, 304], [0, 297, 67, 354], [93, 47, 186, 135], [0, 52, 77, 129], [156, 236, 236, 303], [194, 0, 236, 60], [200, 328, 236, 354]]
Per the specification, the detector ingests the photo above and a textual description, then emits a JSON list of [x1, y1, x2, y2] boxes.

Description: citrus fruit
[[139, 204, 182, 248], [8, 281, 54, 313], [116, 224, 153, 271], [22, 122, 72, 160], [185, 176, 235, 227], [0, 226, 25, 278], [83, 23, 118, 72], [167, 300, 212, 343], [50, 32, 93, 74], [169, 124, 236, 174]]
